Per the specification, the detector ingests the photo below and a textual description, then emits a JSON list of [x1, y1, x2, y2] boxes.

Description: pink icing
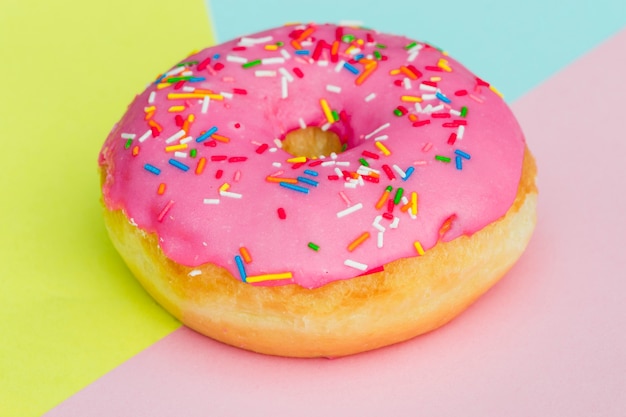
[[99, 23, 526, 289]]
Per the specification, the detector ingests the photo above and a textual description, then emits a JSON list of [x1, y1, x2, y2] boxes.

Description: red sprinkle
[[211, 155, 227, 161], [232, 46, 246, 51], [382, 212, 394, 220], [213, 62, 224, 71], [412, 119, 431, 127], [382, 164, 396, 180], [308, 160, 324, 167], [197, 57, 211, 71], [454, 89, 468, 96], [174, 115, 185, 127], [362, 175, 380, 183], [203, 140, 217, 147], [476, 77, 490, 87], [277, 207, 287, 219], [293, 67, 304, 78], [173, 80, 185, 90], [393, 80, 403, 87], [422, 80, 438, 87], [425, 65, 444, 72], [228, 156, 248, 162], [215, 169, 223, 179], [328, 175, 340, 180], [339, 110, 349, 122], [233, 88, 248, 95], [447, 132, 457, 145], [407, 65, 422, 79], [150, 126, 160, 137], [387, 199, 395, 213], [291, 162, 306, 170], [362, 150, 380, 160], [255, 143, 269, 154], [432, 113, 451, 118]]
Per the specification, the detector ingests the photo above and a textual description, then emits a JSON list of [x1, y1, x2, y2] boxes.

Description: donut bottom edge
[[102, 147, 537, 358]]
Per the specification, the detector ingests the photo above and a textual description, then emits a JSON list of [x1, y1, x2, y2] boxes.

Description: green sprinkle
[[176, 61, 198, 67], [375, 43, 387, 49], [460, 106, 468, 117], [124, 139, 133, 149], [242, 59, 262, 69], [359, 158, 369, 167], [331, 110, 339, 122], [394, 187, 404, 205], [405, 41, 418, 50], [342, 34, 355, 43], [435, 155, 451, 163], [393, 108, 404, 117], [342, 143, 348, 152], [373, 50, 382, 60], [308, 242, 320, 251], [386, 185, 393, 192], [190, 149, 197, 158], [276, 41, 284, 46]]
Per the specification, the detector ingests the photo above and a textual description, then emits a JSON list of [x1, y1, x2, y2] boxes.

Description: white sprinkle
[[238, 35, 273, 46], [377, 231, 384, 248], [373, 134, 388, 141], [334, 167, 344, 177], [220, 92, 234, 99], [407, 50, 420, 62], [422, 93, 437, 101], [165, 129, 186, 144], [220, 190, 243, 199], [432, 104, 445, 112], [298, 118, 307, 129], [273, 138, 283, 148], [321, 122, 332, 131], [420, 83, 438, 92], [182, 86, 196, 92], [344, 259, 368, 271], [262, 57, 285, 65], [272, 162, 282, 168], [348, 47, 362, 56], [278, 67, 294, 82], [364, 92, 376, 102], [121, 133, 136, 139], [336, 203, 363, 218], [457, 125, 465, 139], [281, 76, 288, 99], [180, 136, 193, 144], [201, 96, 210, 113], [174, 151, 187, 158], [330, 152, 338, 160], [188, 269, 202, 277], [390, 216, 400, 229], [365, 122, 390, 140], [403, 78, 412, 90], [317, 60, 329, 67], [148, 91, 156, 104], [372, 215, 386, 232], [334, 60, 346, 73], [226, 55, 248, 63], [336, 161, 350, 167], [326, 84, 342, 93], [165, 66, 186, 77], [181, 70, 193, 77], [280, 49, 291, 60], [449, 109, 461, 116], [203, 198, 220, 205], [138, 129, 151, 143], [392, 164, 406, 178], [357, 166, 380, 176], [344, 181, 357, 189], [321, 160, 336, 167]]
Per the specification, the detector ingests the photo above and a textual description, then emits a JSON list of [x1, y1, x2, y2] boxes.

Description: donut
[[99, 23, 537, 357]]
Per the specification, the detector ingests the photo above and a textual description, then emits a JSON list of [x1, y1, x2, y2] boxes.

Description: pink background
[[45, 28, 626, 416]]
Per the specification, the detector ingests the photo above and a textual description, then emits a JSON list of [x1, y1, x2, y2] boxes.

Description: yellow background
[[0, 0, 214, 415]]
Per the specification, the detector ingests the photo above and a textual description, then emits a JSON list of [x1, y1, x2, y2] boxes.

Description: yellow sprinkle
[[264, 44, 278, 51], [211, 133, 230, 143], [319, 98, 334, 124], [411, 192, 418, 216], [287, 156, 307, 163], [437, 58, 452, 72], [489, 84, 504, 98], [245, 272, 293, 283], [168, 105, 186, 112], [347, 232, 371, 252], [157, 183, 166, 195], [144, 106, 156, 113], [414, 241, 425, 256], [389, 69, 401, 75], [168, 93, 224, 100], [219, 183, 230, 192], [239, 247, 253, 263], [430, 76, 442, 82], [157, 83, 171, 90], [165, 143, 188, 152], [375, 141, 391, 156], [401, 95, 423, 103]]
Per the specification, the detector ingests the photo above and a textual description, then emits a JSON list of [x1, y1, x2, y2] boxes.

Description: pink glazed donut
[[99, 23, 537, 357]]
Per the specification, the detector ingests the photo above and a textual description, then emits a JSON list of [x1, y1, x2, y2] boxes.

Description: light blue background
[[206, 0, 625, 102]]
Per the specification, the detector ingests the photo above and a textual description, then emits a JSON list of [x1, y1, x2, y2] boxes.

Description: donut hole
[[282, 127, 343, 159]]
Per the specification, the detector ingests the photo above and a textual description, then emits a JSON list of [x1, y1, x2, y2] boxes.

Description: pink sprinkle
[[157, 200, 175, 222], [422, 143, 433, 152], [233, 170, 242, 182], [339, 191, 351, 206]]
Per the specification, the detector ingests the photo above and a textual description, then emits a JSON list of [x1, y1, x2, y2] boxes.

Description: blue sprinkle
[[188, 76, 206, 82], [455, 155, 463, 170], [303, 169, 319, 177], [168, 159, 190, 172], [295, 49, 311, 55], [353, 53, 365, 61], [402, 166, 415, 181], [435, 91, 451, 103], [154, 74, 166, 85], [213, 53, 221, 59], [144, 164, 161, 175], [297, 176, 319, 187], [279, 182, 309, 194], [343, 62, 360, 75], [454, 149, 471, 159], [235, 255, 247, 282], [196, 126, 218, 143]]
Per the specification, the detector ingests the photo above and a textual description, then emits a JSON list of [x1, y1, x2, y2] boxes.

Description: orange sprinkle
[[355, 59, 377, 86], [147, 119, 163, 132], [375, 189, 390, 210], [131, 145, 139, 156], [195, 157, 206, 175], [211, 133, 230, 143], [347, 232, 371, 252], [239, 247, 252, 263], [157, 183, 166, 195], [265, 176, 298, 184], [408, 114, 419, 122], [400, 66, 419, 80]]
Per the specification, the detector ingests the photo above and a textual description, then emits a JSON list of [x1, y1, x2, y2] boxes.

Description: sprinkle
[[308, 242, 320, 251], [410, 192, 418, 216], [376, 186, 392, 209], [157, 200, 174, 222], [364, 122, 390, 139], [201, 96, 210, 113], [297, 176, 319, 187], [375, 141, 391, 156], [457, 125, 466, 139], [319, 98, 334, 124], [203, 198, 220, 204], [455, 155, 463, 170], [168, 159, 190, 171], [281, 76, 288, 99], [460, 106, 468, 117], [278, 67, 294, 82], [266, 176, 298, 184], [157, 183, 166, 195], [144, 164, 161, 175], [212, 133, 231, 143], [165, 143, 187, 152], [188, 269, 202, 277], [414, 241, 425, 255], [489, 84, 504, 98], [235, 255, 247, 281], [336, 203, 363, 218], [455, 149, 471, 159], [393, 187, 404, 205], [392, 164, 406, 179], [403, 166, 415, 181], [138, 130, 152, 143], [196, 126, 218, 143], [377, 231, 384, 248], [245, 272, 293, 283], [220, 190, 243, 199], [362, 150, 379, 160], [277, 207, 287, 219], [165, 129, 187, 144], [344, 259, 368, 271], [279, 182, 309, 194], [435, 91, 451, 103], [293, 67, 304, 78], [435, 155, 451, 163], [364, 92, 376, 102], [382, 164, 396, 180], [348, 232, 370, 252], [255, 70, 277, 77], [148, 91, 156, 104], [303, 169, 319, 177], [343, 62, 359, 75]]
